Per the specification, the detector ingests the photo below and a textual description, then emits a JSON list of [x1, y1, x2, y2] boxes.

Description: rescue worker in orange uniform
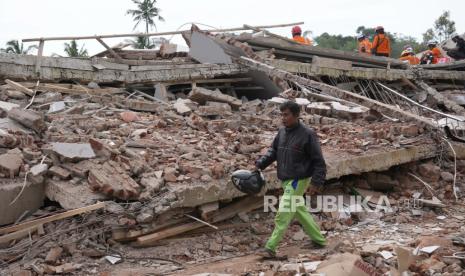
[[371, 26, 391, 57], [291, 26, 312, 45], [399, 47, 420, 65], [357, 34, 372, 55], [426, 40, 443, 64]]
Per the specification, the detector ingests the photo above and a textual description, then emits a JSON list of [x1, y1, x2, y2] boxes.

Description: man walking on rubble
[[255, 101, 327, 258]]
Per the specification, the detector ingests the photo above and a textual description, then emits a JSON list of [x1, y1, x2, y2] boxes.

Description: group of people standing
[[355, 26, 465, 65], [290, 25, 465, 65]]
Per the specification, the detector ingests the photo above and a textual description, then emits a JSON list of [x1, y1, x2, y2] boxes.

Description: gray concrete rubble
[[48, 142, 96, 162], [0, 24, 465, 276]]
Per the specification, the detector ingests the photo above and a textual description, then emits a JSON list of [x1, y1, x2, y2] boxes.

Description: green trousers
[[265, 178, 326, 252]]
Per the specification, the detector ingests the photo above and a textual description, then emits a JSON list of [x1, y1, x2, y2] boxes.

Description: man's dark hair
[[279, 101, 300, 116]]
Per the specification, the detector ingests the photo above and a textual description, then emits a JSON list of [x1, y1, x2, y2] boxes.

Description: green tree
[[126, 0, 164, 33], [356, 26, 376, 39], [64, 40, 88, 57], [3, 40, 37, 54], [315, 26, 426, 58], [422, 10, 456, 43], [127, 36, 155, 49], [314, 33, 357, 52]]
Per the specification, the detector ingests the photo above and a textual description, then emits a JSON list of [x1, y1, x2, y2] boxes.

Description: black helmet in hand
[[231, 170, 265, 195]]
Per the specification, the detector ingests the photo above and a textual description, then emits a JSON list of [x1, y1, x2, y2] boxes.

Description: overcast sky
[[0, 0, 464, 56]]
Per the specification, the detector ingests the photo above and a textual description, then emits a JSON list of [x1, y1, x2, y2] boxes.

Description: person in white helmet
[[424, 40, 443, 64], [357, 34, 372, 55], [399, 47, 420, 65]]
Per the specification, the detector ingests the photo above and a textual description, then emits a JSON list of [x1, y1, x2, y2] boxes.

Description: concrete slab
[[45, 180, 107, 210], [0, 179, 44, 225], [168, 142, 438, 209]]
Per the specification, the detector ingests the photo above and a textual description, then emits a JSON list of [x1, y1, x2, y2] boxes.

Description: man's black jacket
[[255, 122, 327, 186]]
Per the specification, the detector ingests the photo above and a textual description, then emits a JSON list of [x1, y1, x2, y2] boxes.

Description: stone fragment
[[0, 100, 20, 112], [120, 111, 140, 122], [48, 101, 66, 113], [45, 180, 107, 210], [49, 142, 96, 162], [0, 152, 23, 178], [49, 166, 71, 180], [173, 98, 193, 115], [126, 100, 159, 112], [418, 163, 441, 182], [197, 102, 231, 116], [45, 247, 63, 264], [6, 90, 27, 100], [8, 107, 45, 133], [88, 161, 140, 200], [30, 163, 48, 176], [440, 171, 454, 182]]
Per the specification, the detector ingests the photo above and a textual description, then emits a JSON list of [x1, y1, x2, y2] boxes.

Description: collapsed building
[[1, 24, 465, 275]]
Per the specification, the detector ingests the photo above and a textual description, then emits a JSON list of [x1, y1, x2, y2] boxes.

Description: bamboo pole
[[22, 22, 304, 42]]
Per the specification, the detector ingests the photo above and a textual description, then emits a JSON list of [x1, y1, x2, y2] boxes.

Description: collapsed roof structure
[[1, 23, 465, 275]]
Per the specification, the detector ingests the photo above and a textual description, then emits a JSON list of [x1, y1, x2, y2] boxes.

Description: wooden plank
[[0, 225, 38, 247], [35, 40, 44, 73], [96, 38, 123, 61], [136, 221, 205, 246], [5, 79, 34, 96], [244, 24, 300, 45], [0, 202, 105, 235], [135, 196, 263, 246], [22, 22, 304, 42]]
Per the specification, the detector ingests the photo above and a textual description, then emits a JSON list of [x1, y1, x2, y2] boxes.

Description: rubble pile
[[1, 24, 465, 275]]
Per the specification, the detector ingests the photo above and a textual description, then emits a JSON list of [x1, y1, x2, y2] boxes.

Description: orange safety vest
[[372, 34, 391, 56], [293, 36, 312, 45], [430, 47, 443, 64], [358, 39, 372, 55], [400, 55, 420, 65]]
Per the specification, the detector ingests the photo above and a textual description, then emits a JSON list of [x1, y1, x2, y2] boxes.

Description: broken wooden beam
[[0, 225, 40, 247], [0, 202, 105, 235], [188, 87, 242, 109], [96, 37, 123, 61], [135, 196, 263, 246], [5, 79, 34, 96], [22, 22, 304, 42]]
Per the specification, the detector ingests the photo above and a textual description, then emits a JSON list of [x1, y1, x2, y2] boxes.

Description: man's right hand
[[307, 185, 323, 196]]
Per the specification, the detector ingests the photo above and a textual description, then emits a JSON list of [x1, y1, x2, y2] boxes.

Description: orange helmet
[[292, 26, 302, 36]]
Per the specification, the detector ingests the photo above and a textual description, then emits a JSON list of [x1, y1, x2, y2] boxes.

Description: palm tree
[[126, 36, 155, 49], [126, 0, 164, 33], [4, 40, 37, 54], [64, 40, 88, 57]]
